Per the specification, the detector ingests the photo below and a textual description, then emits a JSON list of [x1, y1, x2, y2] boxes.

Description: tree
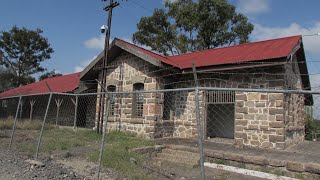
[[0, 66, 35, 91], [133, 0, 254, 56], [39, 70, 62, 81], [0, 26, 54, 87]]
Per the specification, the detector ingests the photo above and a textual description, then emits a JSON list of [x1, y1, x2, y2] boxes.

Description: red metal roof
[[120, 35, 302, 69], [116, 39, 184, 68], [0, 73, 80, 98]]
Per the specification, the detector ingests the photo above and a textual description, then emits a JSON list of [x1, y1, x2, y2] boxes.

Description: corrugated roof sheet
[[120, 35, 302, 69], [0, 73, 80, 98]]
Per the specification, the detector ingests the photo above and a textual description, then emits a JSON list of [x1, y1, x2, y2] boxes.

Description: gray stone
[[269, 135, 285, 143], [269, 122, 284, 128], [243, 156, 267, 165], [287, 161, 305, 172], [269, 159, 286, 167], [25, 159, 45, 167], [305, 163, 320, 174], [269, 108, 284, 115]]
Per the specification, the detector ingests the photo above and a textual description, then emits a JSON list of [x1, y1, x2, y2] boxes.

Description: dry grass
[[0, 119, 53, 130]]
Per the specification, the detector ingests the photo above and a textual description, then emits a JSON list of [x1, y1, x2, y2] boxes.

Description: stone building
[[80, 35, 312, 149]]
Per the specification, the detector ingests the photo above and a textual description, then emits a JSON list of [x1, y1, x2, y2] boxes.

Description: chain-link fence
[[1, 87, 320, 179]]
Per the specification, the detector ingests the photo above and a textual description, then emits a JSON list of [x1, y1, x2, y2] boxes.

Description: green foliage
[[39, 70, 62, 81], [305, 115, 320, 140], [41, 128, 101, 153], [10, 127, 155, 178], [0, 26, 53, 87], [89, 131, 155, 179], [133, 0, 254, 55]]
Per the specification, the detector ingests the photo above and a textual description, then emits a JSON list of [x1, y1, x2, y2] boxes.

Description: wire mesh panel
[[205, 91, 235, 139], [94, 89, 205, 179], [10, 94, 50, 155], [1, 88, 320, 179], [0, 97, 20, 147]]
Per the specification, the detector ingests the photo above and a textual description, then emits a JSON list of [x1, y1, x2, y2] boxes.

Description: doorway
[[206, 91, 235, 139]]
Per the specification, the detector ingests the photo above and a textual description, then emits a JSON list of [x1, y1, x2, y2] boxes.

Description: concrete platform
[[154, 138, 320, 178]]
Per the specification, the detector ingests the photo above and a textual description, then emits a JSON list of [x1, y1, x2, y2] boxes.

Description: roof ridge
[[115, 38, 183, 68], [168, 35, 302, 58], [42, 72, 80, 82], [115, 38, 167, 58]]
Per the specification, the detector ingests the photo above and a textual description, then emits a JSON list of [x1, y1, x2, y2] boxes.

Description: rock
[[130, 158, 137, 165], [154, 145, 165, 151], [62, 151, 72, 158], [25, 159, 45, 167], [286, 161, 305, 172], [305, 163, 320, 174]]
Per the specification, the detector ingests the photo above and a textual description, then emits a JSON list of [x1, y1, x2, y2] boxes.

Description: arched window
[[107, 85, 116, 116], [132, 83, 144, 118]]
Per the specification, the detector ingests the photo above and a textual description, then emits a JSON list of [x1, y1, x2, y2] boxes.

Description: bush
[[305, 115, 320, 140]]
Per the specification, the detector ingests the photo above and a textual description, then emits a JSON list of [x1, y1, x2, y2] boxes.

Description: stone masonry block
[[235, 120, 248, 126], [269, 108, 283, 115], [287, 161, 305, 172], [236, 94, 247, 101], [243, 156, 267, 165], [269, 93, 283, 101], [247, 93, 260, 101], [305, 163, 320, 174], [269, 159, 286, 167], [269, 121, 284, 128], [235, 132, 247, 139], [236, 107, 248, 114], [224, 153, 244, 162], [269, 135, 285, 143]]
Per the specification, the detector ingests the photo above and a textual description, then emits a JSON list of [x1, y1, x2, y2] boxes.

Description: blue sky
[[1, 0, 320, 117], [1, 0, 320, 79]]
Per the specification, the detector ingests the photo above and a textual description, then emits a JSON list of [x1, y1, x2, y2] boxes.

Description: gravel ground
[[0, 148, 85, 180]]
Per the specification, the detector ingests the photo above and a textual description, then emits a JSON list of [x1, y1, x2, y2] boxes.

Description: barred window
[[163, 86, 174, 120], [132, 83, 144, 118], [107, 85, 116, 116]]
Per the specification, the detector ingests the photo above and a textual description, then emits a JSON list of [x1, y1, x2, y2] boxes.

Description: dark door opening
[[206, 104, 235, 139]]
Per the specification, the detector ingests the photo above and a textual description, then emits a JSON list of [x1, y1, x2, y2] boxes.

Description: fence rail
[[0, 87, 320, 179]]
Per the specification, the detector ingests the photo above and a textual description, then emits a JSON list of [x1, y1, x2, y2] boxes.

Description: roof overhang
[[80, 38, 167, 81]]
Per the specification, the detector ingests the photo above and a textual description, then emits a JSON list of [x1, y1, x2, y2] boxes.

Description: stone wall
[[283, 54, 305, 147], [96, 51, 163, 139], [234, 92, 287, 149], [92, 49, 306, 149]]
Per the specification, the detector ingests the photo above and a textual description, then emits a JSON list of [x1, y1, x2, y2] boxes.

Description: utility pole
[[98, 0, 119, 133]]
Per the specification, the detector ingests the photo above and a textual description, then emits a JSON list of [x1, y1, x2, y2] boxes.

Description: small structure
[[0, 73, 95, 128], [80, 35, 312, 149]]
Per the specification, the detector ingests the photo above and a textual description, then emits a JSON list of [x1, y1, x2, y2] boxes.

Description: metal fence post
[[55, 99, 63, 126], [192, 64, 205, 180], [9, 96, 22, 150], [72, 95, 79, 129], [97, 94, 111, 180], [35, 93, 53, 159]]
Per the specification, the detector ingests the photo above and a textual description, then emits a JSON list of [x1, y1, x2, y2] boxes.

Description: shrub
[[305, 115, 320, 140]]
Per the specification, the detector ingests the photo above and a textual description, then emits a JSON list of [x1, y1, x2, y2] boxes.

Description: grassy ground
[[89, 132, 155, 179], [0, 119, 155, 179]]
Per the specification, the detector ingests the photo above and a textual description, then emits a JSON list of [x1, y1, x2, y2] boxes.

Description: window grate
[[206, 91, 235, 104], [133, 83, 144, 118], [107, 86, 116, 116]]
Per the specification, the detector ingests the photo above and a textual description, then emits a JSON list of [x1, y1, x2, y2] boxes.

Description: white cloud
[[237, 0, 270, 15], [162, 0, 178, 4], [252, 22, 320, 55], [84, 35, 105, 49], [73, 56, 97, 73]]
